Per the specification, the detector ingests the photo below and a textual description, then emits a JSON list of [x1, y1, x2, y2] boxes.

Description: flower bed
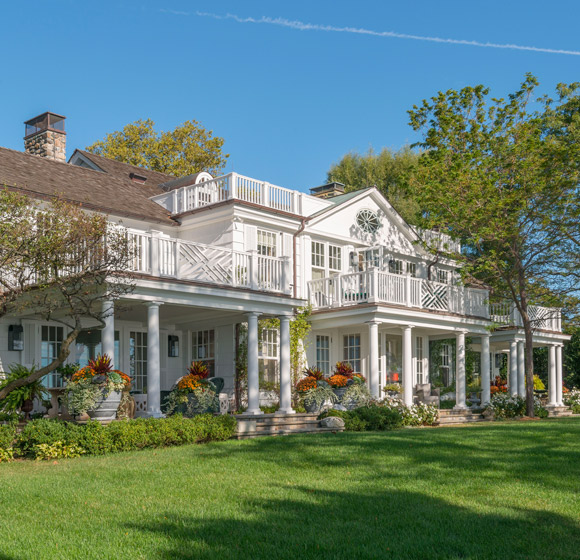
[[0, 414, 237, 462], [564, 388, 580, 414], [485, 393, 548, 419]]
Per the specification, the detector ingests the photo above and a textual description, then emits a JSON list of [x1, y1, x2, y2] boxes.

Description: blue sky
[[1, 1, 579, 192]]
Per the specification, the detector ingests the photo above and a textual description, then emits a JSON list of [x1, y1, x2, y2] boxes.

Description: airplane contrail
[[160, 10, 580, 57]]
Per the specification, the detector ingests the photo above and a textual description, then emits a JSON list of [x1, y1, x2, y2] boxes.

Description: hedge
[[0, 414, 237, 461], [320, 405, 404, 432]]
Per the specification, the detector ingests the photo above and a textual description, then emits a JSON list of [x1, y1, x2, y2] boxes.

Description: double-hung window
[[259, 328, 279, 386], [129, 331, 148, 393], [311, 241, 325, 280], [257, 230, 277, 257], [192, 329, 215, 377], [316, 335, 331, 375], [389, 259, 404, 275], [328, 245, 342, 273], [343, 334, 361, 373], [41, 325, 64, 388]]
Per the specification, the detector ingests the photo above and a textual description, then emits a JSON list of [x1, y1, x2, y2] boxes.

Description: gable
[[306, 188, 424, 257]]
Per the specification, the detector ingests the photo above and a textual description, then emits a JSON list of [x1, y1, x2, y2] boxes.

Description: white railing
[[490, 302, 562, 332], [308, 269, 490, 318], [150, 172, 333, 217], [127, 230, 291, 294]]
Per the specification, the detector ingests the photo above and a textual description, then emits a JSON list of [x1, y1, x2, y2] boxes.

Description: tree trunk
[[520, 308, 535, 417], [0, 320, 82, 401]]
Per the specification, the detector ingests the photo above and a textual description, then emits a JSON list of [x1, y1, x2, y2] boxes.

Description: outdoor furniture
[[414, 383, 440, 407]]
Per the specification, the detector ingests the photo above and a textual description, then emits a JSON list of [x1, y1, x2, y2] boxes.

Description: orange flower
[[327, 374, 349, 388], [296, 376, 317, 392], [177, 374, 203, 392]]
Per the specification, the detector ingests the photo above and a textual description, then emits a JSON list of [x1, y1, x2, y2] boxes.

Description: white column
[[277, 315, 295, 414], [548, 344, 557, 407], [481, 334, 491, 406], [556, 345, 563, 406], [509, 341, 518, 397], [246, 312, 261, 415], [454, 330, 467, 410], [368, 321, 380, 399], [101, 299, 115, 368], [146, 302, 163, 417], [402, 326, 413, 407], [517, 341, 526, 398]]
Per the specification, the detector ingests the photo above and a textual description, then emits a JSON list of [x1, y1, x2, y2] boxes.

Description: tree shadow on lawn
[[202, 421, 580, 493], [127, 485, 580, 560]]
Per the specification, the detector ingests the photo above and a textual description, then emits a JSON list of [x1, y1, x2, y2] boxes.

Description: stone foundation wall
[[24, 130, 66, 162]]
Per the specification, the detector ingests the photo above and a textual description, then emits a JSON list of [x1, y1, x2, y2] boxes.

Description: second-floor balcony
[[490, 302, 562, 332], [308, 269, 490, 318], [127, 230, 291, 295]]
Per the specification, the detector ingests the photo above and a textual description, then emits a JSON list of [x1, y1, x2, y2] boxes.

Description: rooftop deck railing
[[150, 172, 331, 216], [128, 230, 291, 294]]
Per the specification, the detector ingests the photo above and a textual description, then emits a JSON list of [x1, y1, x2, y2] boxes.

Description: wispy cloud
[[160, 10, 580, 57]]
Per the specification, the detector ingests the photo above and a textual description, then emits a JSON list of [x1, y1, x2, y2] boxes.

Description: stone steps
[[546, 406, 573, 418], [234, 412, 344, 438], [436, 408, 488, 425]]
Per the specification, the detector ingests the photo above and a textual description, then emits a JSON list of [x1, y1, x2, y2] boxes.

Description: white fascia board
[[129, 278, 305, 314], [232, 206, 303, 232], [310, 305, 491, 333], [177, 205, 235, 232], [490, 330, 571, 345]]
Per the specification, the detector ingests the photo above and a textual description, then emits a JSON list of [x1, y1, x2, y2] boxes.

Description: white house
[[0, 112, 571, 416]]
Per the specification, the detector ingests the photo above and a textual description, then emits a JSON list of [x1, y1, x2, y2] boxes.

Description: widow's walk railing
[[128, 230, 291, 294], [308, 269, 489, 318], [150, 172, 331, 216]]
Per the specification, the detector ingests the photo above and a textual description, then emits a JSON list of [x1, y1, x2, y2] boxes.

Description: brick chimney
[[24, 112, 66, 162]]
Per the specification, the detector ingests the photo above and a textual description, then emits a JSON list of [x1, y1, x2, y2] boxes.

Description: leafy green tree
[[408, 74, 580, 416], [0, 191, 134, 400], [326, 147, 421, 224], [87, 119, 229, 177], [564, 327, 580, 388]]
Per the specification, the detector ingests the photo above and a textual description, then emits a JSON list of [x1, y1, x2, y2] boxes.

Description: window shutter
[[282, 233, 292, 257], [23, 322, 37, 368]]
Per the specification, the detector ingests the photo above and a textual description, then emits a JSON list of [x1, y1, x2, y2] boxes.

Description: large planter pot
[[186, 392, 216, 417], [87, 390, 122, 421], [332, 387, 347, 401], [303, 400, 324, 414]]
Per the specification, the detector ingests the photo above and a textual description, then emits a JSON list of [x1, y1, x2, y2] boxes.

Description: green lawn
[[2, 418, 580, 560]]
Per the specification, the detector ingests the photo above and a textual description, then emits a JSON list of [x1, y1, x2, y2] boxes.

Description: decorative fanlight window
[[355, 209, 380, 234]]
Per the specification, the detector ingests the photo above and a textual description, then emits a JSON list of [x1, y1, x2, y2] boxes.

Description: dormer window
[[130, 172, 147, 184]]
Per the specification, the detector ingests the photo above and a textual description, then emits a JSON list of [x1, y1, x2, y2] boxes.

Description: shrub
[[486, 394, 526, 419], [12, 415, 238, 460], [400, 402, 439, 427], [0, 423, 17, 449], [33, 441, 85, 461], [320, 405, 404, 432], [564, 389, 580, 414], [0, 446, 14, 463]]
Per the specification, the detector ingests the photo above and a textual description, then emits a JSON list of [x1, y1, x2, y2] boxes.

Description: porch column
[[517, 341, 526, 398], [146, 302, 163, 417], [454, 330, 467, 410], [368, 321, 380, 399], [509, 341, 518, 397], [402, 326, 413, 407], [246, 312, 261, 415], [556, 345, 564, 406], [548, 344, 557, 407], [101, 299, 115, 368], [277, 315, 295, 414], [481, 334, 491, 406]]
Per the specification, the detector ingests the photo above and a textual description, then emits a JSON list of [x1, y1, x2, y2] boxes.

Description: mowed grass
[[1, 419, 580, 560]]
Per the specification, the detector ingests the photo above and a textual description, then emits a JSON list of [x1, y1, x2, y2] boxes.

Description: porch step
[[234, 412, 344, 438], [436, 408, 488, 425], [546, 406, 573, 418]]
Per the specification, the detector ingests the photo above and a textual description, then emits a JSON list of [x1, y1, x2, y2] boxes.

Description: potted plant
[[327, 362, 356, 401], [0, 364, 47, 420], [296, 368, 337, 413], [342, 375, 371, 410], [165, 361, 219, 417], [64, 355, 131, 421]]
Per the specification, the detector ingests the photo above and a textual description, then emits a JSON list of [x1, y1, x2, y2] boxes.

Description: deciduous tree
[[408, 74, 580, 416], [0, 191, 134, 400], [87, 119, 229, 177]]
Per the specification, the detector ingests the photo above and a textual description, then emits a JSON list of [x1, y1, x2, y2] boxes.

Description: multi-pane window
[[311, 241, 325, 268], [440, 343, 452, 386], [259, 329, 279, 387], [416, 336, 424, 385], [192, 329, 215, 377], [343, 334, 361, 373], [407, 262, 417, 277], [362, 248, 381, 269], [257, 230, 277, 257], [75, 330, 120, 369], [129, 331, 148, 393], [388, 259, 404, 275], [329, 245, 342, 272], [437, 269, 449, 284], [316, 335, 331, 375], [42, 325, 64, 388]]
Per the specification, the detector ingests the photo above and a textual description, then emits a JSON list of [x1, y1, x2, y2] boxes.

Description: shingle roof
[[306, 187, 374, 219], [0, 147, 177, 225]]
